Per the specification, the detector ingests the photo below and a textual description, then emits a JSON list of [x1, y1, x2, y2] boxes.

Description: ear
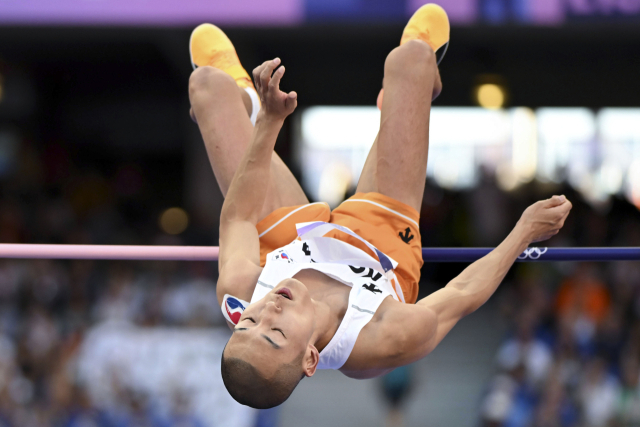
[[302, 344, 319, 377]]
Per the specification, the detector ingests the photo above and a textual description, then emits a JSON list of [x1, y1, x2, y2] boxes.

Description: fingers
[[548, 204, 571, 221], [260, 58, 280, 91], [525, 195, 573, 243], [284, 91, 298, 113], [548, 199, 572, 232], [545, 195, 572, 232], [252, 61, 268, 92], [253, 58, 280, 93], [251, 57, 297, 118], [546, 195, 567, 208], [269, 65, 285, 92]]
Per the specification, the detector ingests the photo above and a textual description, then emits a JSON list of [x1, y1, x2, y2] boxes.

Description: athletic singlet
[[248, 221, 403, 370]]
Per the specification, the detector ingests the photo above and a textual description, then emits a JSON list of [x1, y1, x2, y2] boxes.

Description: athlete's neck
[[293, 269, 349, 352]]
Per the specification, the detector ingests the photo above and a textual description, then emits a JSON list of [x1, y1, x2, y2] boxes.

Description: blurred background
[[0, 0, 639, 426]]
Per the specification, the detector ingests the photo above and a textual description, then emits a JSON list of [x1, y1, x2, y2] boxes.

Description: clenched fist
[[518, 195, 572, 243], [253, 58, 297, 121]]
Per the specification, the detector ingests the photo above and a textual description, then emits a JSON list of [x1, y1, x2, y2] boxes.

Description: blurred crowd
[[0, 256, 224, 427], [482, 260, 640, 427], [473, 180, 640, 427]]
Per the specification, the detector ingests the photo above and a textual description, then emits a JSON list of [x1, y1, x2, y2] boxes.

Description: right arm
[[347, 196, 572, 372], [405, 196, 571, 362], [216, 58, 298, 308]]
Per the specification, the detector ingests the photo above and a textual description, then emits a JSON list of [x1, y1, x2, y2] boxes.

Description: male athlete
[[188, 4, 572, 409]]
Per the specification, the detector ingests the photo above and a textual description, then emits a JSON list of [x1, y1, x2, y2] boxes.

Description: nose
[[264, 299, 282, 313]]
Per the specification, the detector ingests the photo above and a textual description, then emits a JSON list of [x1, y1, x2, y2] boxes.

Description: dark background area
[[2, 23, 639, 154]]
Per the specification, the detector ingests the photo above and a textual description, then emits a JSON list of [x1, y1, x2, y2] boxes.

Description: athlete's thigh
[[355, 134, 379, 195], [355, 90, 383, 194], [370, 42, 437, 212], [189, 67, 308, 220], [264, 154, 309, 218]]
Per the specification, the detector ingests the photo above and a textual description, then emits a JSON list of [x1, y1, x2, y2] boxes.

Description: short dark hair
[[221, 352, 304, 409]]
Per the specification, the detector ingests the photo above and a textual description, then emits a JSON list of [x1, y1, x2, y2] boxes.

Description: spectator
[[577, 357, 620, 427], [615, 354, 640, 426], [534, 368, 578, 427], [379, 365, 414, 427], [496, 307, 553, 388], [556, 264, 611, 356]]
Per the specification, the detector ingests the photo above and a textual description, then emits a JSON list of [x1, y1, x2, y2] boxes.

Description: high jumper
[[187, 4, 573, 409]]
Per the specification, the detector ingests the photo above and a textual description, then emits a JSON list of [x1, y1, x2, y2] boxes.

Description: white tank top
[[248, 222, 403, 370]]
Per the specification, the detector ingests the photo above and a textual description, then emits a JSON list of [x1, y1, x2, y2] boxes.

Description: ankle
[[241, 87, 261, 125]]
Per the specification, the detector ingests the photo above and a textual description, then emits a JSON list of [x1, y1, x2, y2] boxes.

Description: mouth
[[275, 287, 293, 300]]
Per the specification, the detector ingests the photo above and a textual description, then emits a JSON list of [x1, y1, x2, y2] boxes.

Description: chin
[[278, 278, 310, 300]]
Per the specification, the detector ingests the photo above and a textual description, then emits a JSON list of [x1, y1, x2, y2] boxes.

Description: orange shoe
[[189, 23, 253, 90], [377, 4, 449, 109], [401, 3, 450, 65]]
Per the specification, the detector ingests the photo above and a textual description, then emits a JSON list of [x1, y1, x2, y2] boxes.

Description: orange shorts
[[256, 192, 423, 304]]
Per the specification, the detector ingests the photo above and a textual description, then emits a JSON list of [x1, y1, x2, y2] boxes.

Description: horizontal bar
[[0, 244, 219, 261], [0, 244, 636, 262], [422, 247, 640, 262]]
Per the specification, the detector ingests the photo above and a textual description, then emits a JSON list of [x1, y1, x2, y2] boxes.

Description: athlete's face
[[224, 278, 319, 379]]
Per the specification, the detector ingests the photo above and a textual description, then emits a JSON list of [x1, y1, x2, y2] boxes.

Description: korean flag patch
[[222, 294, 249, 325]]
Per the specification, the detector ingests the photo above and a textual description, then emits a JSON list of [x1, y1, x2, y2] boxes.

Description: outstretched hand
[[253, 58, 297, 121], [519, 195, 573, 243]]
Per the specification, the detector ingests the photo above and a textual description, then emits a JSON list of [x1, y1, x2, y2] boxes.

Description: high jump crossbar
[[0, 244, 637, 262]]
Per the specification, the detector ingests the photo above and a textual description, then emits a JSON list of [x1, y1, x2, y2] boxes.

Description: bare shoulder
[[339, 296, 437, 379], [216, 256, 263, 306]]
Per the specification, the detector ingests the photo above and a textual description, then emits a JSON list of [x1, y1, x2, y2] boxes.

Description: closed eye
[[272, 328, 286, 338], [242, 318, 284, 339], [233, 318, 256, 333]]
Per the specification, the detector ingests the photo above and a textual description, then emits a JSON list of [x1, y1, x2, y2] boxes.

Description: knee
[[189, 66, 236, 98], [384, 40, 436, 78]]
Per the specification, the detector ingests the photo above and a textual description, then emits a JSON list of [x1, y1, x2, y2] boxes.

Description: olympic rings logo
[[518, 247, 548, 260]]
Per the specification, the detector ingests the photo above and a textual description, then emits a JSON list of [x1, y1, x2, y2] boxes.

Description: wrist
[[512, 220, 533, 247], [255, 110, 285, 127]]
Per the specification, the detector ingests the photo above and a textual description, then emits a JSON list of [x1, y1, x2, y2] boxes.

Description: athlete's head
[[221, 278, 320, 408]]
